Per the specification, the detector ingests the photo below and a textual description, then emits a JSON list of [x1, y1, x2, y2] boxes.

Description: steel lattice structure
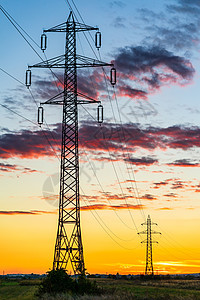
[[138, 215, 161, 275], [29, 11, 112, 275]]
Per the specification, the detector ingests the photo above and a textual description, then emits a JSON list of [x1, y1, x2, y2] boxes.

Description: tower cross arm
[[76, 55, 113, 68], [29, 55, 65, 69], [43, 11, 99, 33], [44, 22, 98, 33], [29, 54, 113, 69], [137, 230, 147, 235], [151, 230, 161, 235], [141, 239, 159, 244], [41, 91, 101, 106]]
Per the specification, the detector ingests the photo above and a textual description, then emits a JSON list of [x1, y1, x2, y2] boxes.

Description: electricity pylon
[[29, 11, 113, 275], [138, 215, 161, 275]]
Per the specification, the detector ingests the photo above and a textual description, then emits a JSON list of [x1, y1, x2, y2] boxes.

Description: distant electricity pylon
[[138, 215, 161, 275], [26, 11, 115, 275]]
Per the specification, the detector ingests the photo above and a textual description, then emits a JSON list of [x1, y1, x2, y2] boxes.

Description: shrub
[[36, 269, 102, 297], [36, 269, 75, 296]]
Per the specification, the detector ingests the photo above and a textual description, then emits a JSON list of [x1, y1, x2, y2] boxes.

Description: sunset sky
[[0, 0, 200, 275]]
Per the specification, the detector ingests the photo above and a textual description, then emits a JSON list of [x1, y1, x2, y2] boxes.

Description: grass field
[[1, 277, 200, 299], [0, 281, 37, 300]]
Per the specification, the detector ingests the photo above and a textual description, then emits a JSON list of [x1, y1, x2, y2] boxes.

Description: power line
[[1, 1, 144, 249], [0, 5, 43, 61], [67, 0, 146, 224], [67, 0, 142, 231], [0, 67, 24, 86], [0, 65, 60, 161], [80, 187, 139, 248], [0, 103, 36, 126], [68, 5, 142, 233]]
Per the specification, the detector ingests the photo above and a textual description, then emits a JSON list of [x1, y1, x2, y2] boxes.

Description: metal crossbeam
[[29, 54, 112, 69]]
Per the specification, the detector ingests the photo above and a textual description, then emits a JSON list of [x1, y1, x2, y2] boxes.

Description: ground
[[1, 277, 200, 299]]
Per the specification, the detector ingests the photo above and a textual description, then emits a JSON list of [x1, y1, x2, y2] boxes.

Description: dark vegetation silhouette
[[36, 269, 102, 297]]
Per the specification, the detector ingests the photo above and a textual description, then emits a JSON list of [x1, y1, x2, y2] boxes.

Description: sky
[[0, 0, 200, 275]]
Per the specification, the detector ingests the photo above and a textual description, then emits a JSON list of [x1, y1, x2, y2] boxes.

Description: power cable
[[0, 5, 43, 61], [0, 103, 37, 126], [64, 1, 146, 223], [80, 186, 140, 249], [0, 66, 60, 161], [68, 1, 142, 232], [1, 1, 143, 244]]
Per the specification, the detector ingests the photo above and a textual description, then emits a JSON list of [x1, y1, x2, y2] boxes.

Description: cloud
[[80, 203, 145, 211], [117, 85, 147, 99], [114, 46, 194, 78], [0, 163, 38, 173], [112, 17, 126, 28], [154, 178, 190, 191], [1, 122, 200, 160], [77, 70, 105, 99], [141, 194, 157, 200], [0, 124, 61, 159], [148, 125, 200, 149], [31, 43, 195, 105], [163, 193, 177, 198], [100, 192, 131, 201], [171, 180, 185, 190], [125, 156, 158, 166], [33, 70, 105, 101], [167, 159, 200, 167], [167, 0, 200, 15], [0, 210, 56, 215], [79, 122, 156, 152], [156, 207, 173, 210], [149, 24, 200, 51], [80, 122, 200, 153], [153, 180, 171, 189], [112, 45, 195, 98], [109, 1, 126, 8], [33, 78, 63, 100]]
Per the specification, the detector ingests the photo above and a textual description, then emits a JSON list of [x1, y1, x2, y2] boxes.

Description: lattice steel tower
[[138, 215, 161, 275], [28, 11, 113, 275]]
